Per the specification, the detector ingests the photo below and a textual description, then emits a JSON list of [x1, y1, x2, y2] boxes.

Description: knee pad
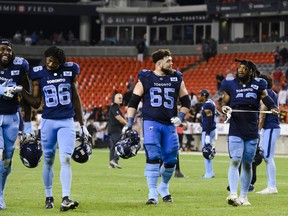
[[164, 163, 176, 168]]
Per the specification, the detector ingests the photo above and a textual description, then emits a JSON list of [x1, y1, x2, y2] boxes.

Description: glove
[[122, 117, 134, 134], [170, 116, 182, 126], [205, 135, 211, 145], [222, 106, 232, 123], [80, 125, 91, 139], [122, 125, 130, 134], [222, 106, 232, 115]]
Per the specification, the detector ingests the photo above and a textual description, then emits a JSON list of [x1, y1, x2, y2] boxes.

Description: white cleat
[[256, 187, 278, 195], [226, 194, 241, 206], [239, 196, 251, 206]]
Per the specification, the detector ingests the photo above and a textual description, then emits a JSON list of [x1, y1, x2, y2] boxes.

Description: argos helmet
[[72, 136, 92, 163], [20, 137, 43, 168], [253, 146, 263, 166], [202, 144, 216, 160], [115, 129, 141, 159]]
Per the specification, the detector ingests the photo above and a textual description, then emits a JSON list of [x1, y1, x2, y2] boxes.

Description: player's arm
[[258, 100, 267, 130], [260, 89, 279, 114], [178, 81, 190, 115], [126, 81, 144, 128], [204, 108, 213, 132], [72, 75, 84, 126], [170, 81, 191, 126], [221, 91, 230, 106], [21, 79, 42, 109], [20, 73, 32, 122]]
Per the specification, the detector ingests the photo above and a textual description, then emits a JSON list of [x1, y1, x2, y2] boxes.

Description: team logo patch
[[11, 70, 20, 76], [63, 71, 72, 76], [251, 84, 259, 90], [170, 77, 178, 81]]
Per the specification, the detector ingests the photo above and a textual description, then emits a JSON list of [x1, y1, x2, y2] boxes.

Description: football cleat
[[162, 195, 173, 203], [146, 198, 158, 205], [45, 197, 54, 209], [174, 170, 185, 178], [256, 187, 278, 195], [239, 196, 251, 206], [0, 197, 6, 210], [60, 197, 79, 211], [226, 194, 241, 206]]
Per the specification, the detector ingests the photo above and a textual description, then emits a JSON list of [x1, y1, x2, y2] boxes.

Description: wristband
[[177, 112, 186, 121], [128, 117, 134, 128]]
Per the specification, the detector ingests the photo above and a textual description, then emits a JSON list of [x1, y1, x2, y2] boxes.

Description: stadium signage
[[0, 2, 97, 15], [148, 13, 210, 25], [207, 0, 281, 15], [104, 15, 147, 25], [103, 13, 209, 25]]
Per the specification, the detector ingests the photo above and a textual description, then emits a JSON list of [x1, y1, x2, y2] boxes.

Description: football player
[[125, 49, 191, 205], [21, 46, 90, 211], [199, 89, 216, 178], [0, 39, 32, 210], [221, 59, 279, 206], [256, 74, 280, 195]]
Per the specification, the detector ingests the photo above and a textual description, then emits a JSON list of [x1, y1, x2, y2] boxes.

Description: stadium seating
[[68, 52, 275, 109]]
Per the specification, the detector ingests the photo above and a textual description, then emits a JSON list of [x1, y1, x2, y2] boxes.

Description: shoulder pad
[[64, 62, 74, 67], [173, 70, 183, 77], [13, 57, 29, 70], [225, 76, 234, 81], [31, 66, 44, 73], [139, 69, 151, 77]]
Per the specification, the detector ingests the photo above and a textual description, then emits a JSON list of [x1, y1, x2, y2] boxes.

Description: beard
[[236, 72, 251, 83], [161, 67, 173, 75]]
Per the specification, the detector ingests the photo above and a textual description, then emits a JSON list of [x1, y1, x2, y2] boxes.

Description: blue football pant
[[0, 113, 19, 200], [143, 120, 179, 201], [201, 129, 216, 178], [228, 135, 258, 196], [41, 118, 76, 198], [261, 128, 280, 188]]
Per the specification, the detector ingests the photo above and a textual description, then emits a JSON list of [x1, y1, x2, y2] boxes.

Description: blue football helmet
[[202, 144, 216, 160], [253, 146, 263, 166], [115, 129, 141, 159], [20, 137, 43, 168], [72, 136, 92, 163]]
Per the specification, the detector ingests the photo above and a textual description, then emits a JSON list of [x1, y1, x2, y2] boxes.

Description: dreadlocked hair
[[235, 58, 258, 79], [44, 46, 66, 65], [152, 49, 171, 63]]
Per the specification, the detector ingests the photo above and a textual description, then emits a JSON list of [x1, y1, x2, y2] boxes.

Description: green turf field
[[3, 148, 288, 215]]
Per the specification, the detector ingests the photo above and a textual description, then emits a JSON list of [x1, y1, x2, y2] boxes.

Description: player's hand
[[270, 108, 279, 115], [80, 125, 91, 138], [205, 135, 211, 145], [122, 125, 131, 134], [20, 133, 36, 146], [221, 106, 232, 115], [3, 86, 23, 99], [170, 116, 182, 126]]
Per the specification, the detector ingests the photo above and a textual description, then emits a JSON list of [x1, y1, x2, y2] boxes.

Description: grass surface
[[3, 148, 288, 215]]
